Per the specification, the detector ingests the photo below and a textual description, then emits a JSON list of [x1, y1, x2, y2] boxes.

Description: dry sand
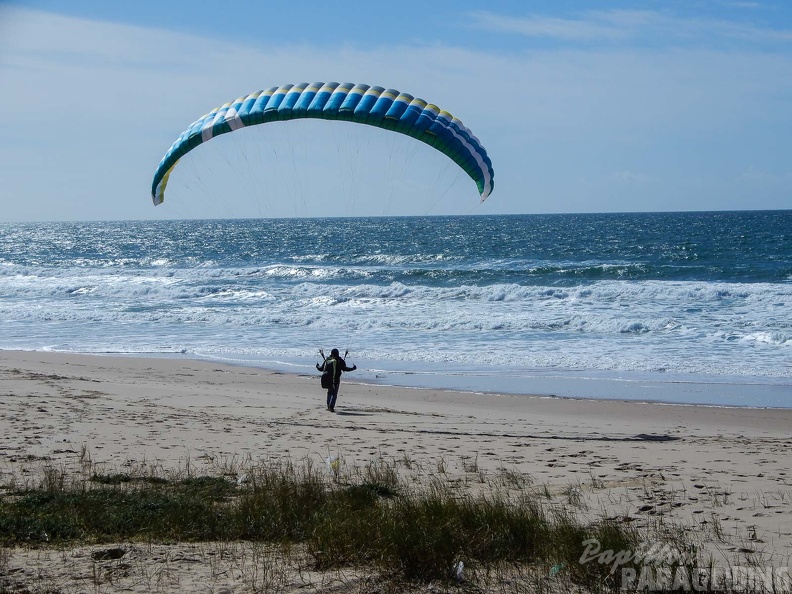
[[1, 350, 790, 592]]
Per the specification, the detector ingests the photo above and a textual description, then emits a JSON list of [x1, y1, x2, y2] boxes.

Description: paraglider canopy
[[151, 82, 494, 207]]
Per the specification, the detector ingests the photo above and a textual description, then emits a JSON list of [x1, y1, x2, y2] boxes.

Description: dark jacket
[[316, 356, 356, 385]]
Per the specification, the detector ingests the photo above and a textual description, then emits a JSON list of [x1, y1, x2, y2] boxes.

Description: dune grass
[[0, 457, 673, 592]]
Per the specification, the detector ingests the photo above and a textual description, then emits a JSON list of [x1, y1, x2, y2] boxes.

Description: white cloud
[[468, 8, 792, 46], [738, 165, 792, 185], [610, 170, 657, 184], [467, 10, 629, 42]]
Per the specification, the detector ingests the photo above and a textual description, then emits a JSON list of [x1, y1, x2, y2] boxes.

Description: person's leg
[[326, 388, 333, 410], [328, 384, 339, 411]]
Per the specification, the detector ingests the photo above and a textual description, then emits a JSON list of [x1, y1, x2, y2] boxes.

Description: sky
[[1, 0, 791, 221]]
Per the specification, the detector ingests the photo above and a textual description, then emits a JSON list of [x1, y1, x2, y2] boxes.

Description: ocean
[[1, 211, 790, 407]]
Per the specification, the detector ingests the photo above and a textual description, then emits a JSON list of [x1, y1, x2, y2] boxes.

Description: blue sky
[[1, 1, 791, 221]]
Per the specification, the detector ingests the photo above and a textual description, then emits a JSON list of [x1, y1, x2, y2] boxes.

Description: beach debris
[[326, 455, 340, 478], [549, 563, 565, 576], [91, 547, 127, 561], [236, 473, 249, 486], [454, 560, 464, 581]]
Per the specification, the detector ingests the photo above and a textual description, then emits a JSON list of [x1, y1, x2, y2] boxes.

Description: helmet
[[331, 348, 340, 357]]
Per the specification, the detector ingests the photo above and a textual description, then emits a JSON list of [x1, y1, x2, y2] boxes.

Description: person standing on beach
[[317, 348, 356, 412]]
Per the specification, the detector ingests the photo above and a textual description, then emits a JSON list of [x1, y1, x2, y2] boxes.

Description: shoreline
[[2, 347, 790, 464], [2, 347, 789, 429], [12, 347, 792, 410]]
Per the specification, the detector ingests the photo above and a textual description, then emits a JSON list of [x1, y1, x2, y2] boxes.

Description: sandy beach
[[1, 349, 791, 592]]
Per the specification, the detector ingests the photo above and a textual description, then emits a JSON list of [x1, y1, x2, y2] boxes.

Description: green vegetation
[[0, 459, 669, 592]]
